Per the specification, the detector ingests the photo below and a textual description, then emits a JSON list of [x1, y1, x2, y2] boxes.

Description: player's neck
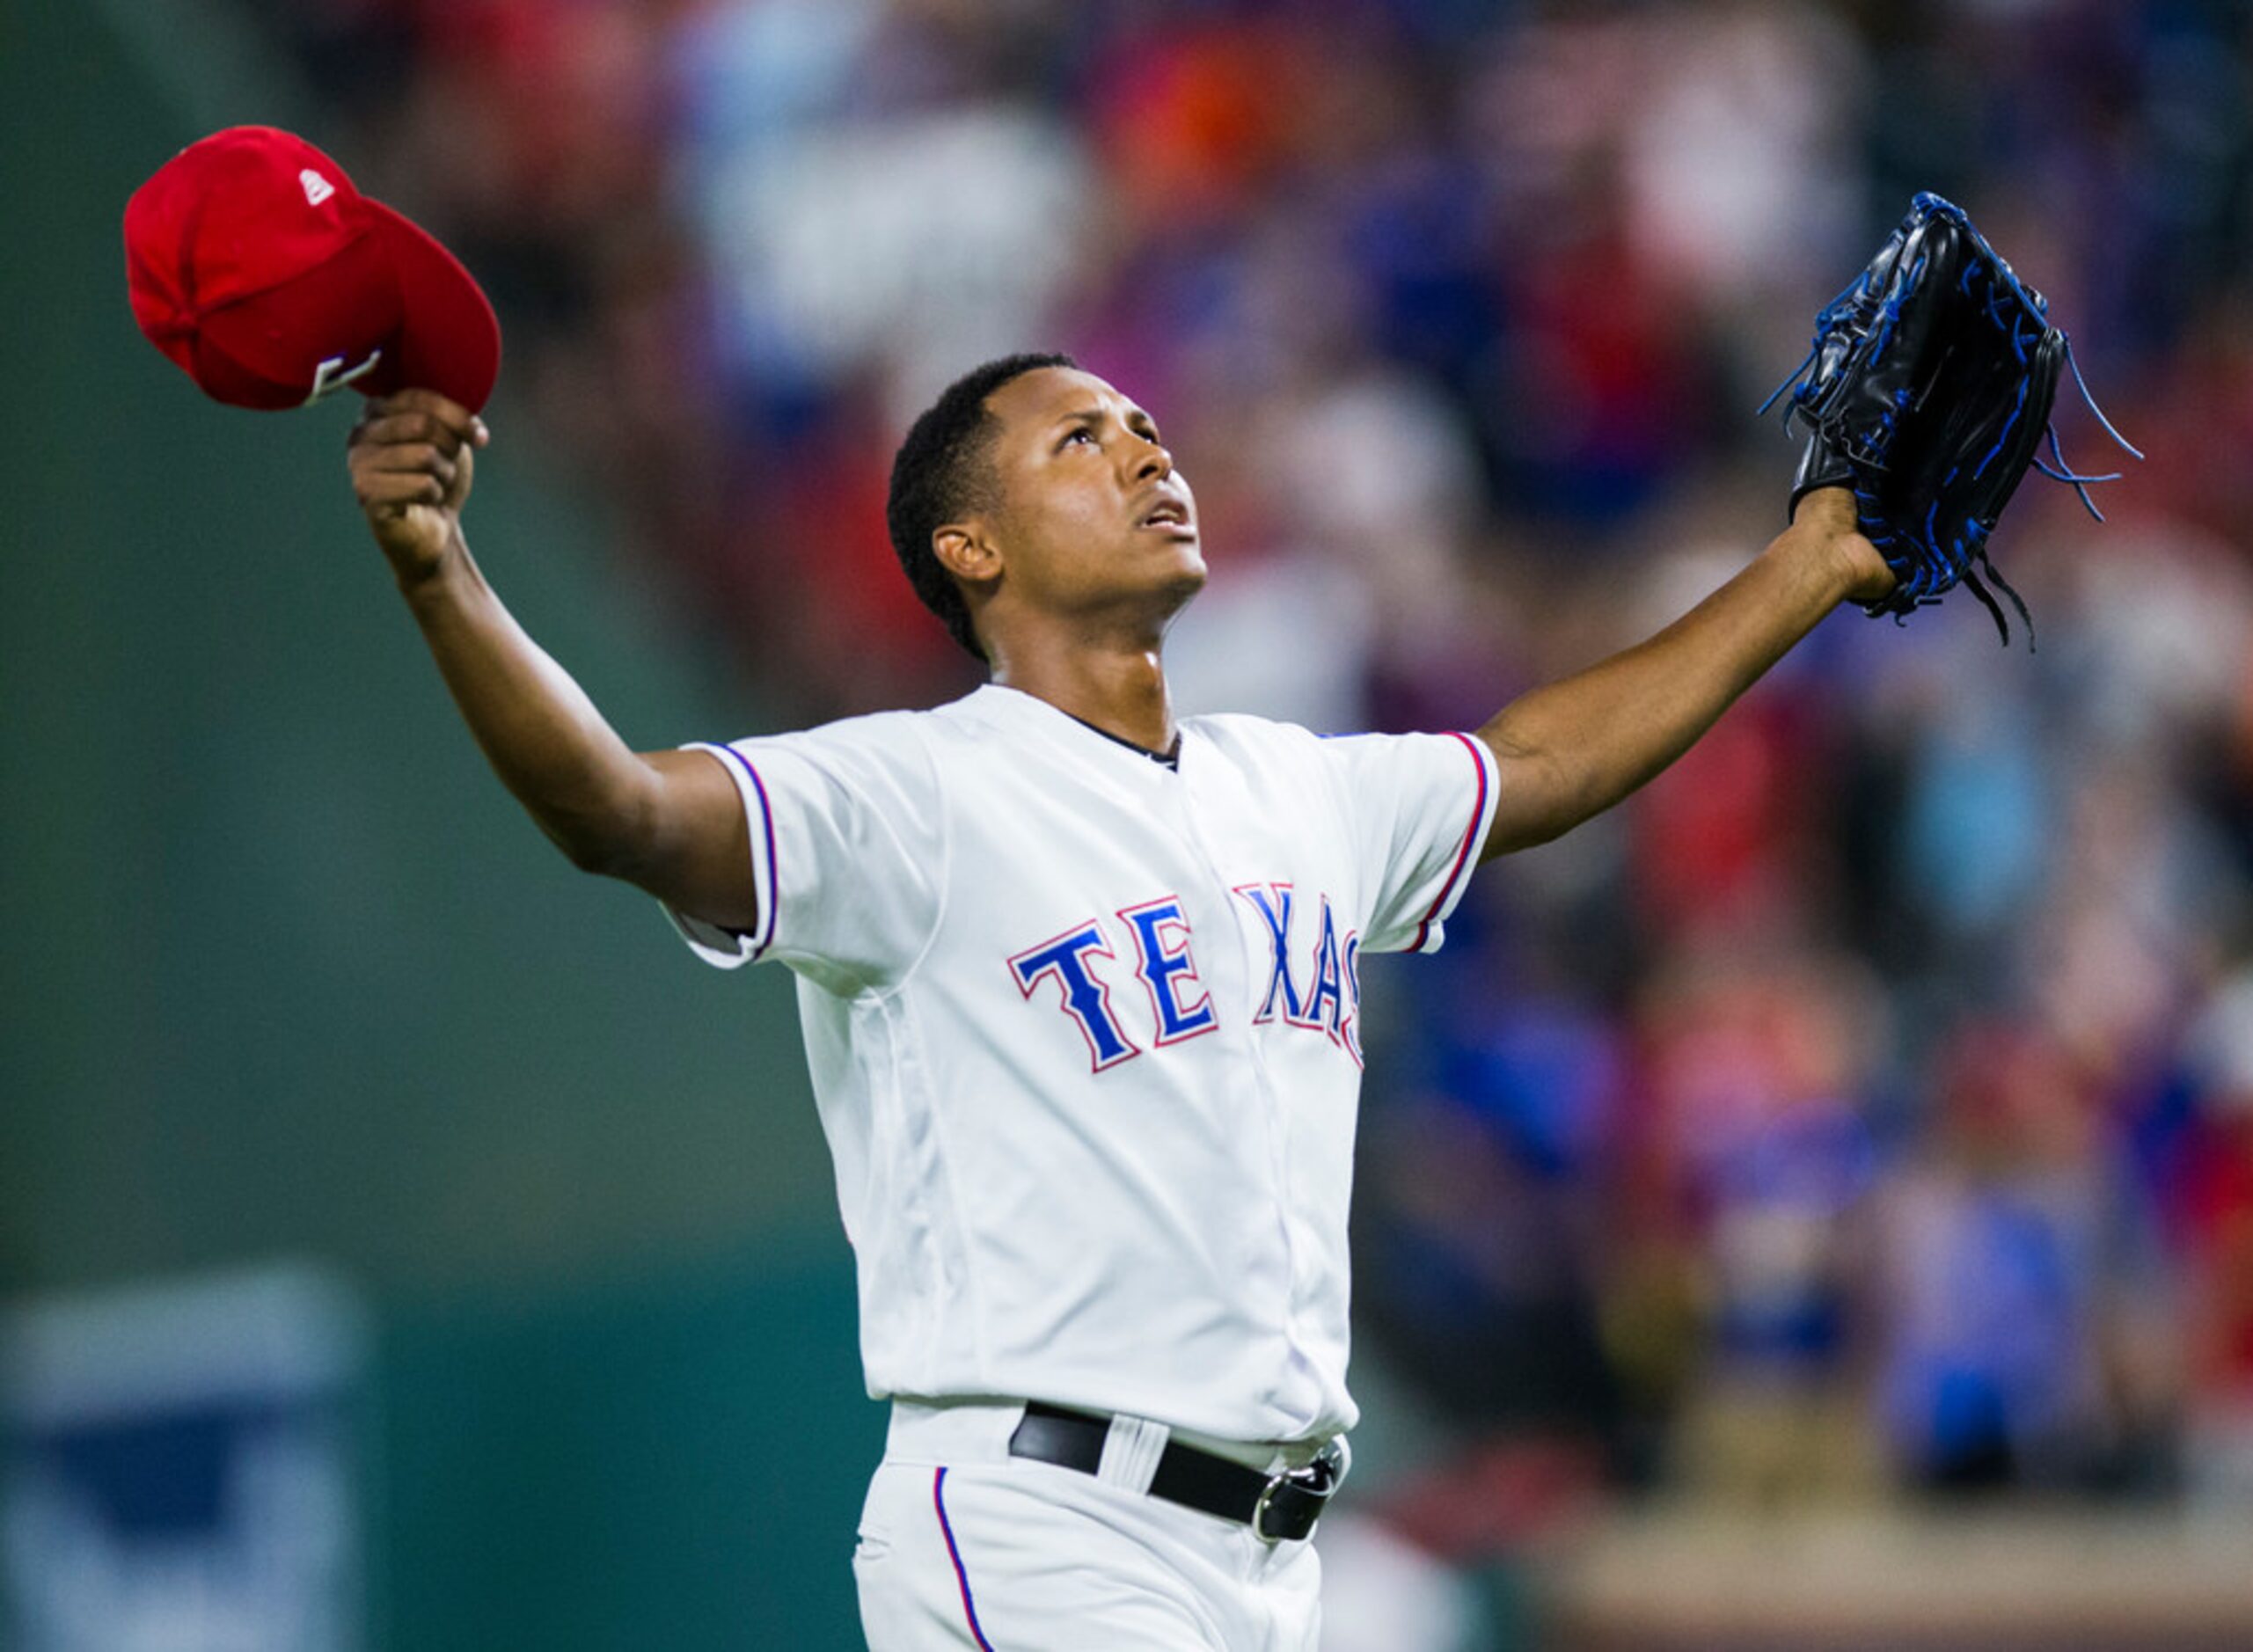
[[990, 640, 1176, 757]]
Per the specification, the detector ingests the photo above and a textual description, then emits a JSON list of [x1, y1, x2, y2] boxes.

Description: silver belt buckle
[[1251, 1436, 1346, 1545]]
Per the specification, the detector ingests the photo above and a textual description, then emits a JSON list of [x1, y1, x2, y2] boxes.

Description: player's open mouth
[[1139, 502, 1194, 533]]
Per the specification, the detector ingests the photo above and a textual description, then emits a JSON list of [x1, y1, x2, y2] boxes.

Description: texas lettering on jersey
[[1006, 886, 1362, 1074]]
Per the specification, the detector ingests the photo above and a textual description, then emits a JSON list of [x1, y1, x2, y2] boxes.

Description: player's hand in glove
[[347, 389, 491, 584], [1762, 193, 2140, 646], [1793, 482, 1898, 608]]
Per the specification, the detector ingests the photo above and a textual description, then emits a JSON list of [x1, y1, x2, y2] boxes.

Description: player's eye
[[1058, 427, 1097, 451]]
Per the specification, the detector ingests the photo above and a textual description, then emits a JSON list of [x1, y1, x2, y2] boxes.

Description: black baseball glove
[[1762, 192, 2140, 646]]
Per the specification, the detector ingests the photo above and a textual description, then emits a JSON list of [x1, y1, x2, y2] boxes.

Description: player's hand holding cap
[[124, 125, 501, 413]]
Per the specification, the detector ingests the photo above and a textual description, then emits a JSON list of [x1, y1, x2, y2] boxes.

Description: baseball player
[[347, 354, 1893, 1648]]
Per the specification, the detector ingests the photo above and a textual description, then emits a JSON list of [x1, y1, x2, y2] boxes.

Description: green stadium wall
[[3, 4, 880, 1643]]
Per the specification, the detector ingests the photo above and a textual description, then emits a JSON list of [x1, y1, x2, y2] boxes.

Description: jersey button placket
[[1175, 760, 1321, 1427]]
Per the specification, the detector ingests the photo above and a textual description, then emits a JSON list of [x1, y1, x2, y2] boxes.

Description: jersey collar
[[969, 683, 1188, 778]]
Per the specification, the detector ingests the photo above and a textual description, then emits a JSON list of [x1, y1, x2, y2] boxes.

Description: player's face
[[977, 368, 1205, 635]]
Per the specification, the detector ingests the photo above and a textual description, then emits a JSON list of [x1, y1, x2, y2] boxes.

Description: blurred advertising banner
[[3, 1267, 368, 1652]]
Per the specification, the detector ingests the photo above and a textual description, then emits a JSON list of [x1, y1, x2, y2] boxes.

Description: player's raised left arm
[[1470, 489, 1893, 859]]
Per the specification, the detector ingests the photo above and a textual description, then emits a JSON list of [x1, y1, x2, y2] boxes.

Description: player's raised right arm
[[347, 390, 757, 932]]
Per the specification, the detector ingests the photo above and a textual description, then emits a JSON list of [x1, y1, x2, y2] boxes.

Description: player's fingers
[[363, 389, 489, 450], [354, 442, 458, 488], [350, 412, 468, 456], [355, 464, 445, 498], [355, 471, 447, 508]]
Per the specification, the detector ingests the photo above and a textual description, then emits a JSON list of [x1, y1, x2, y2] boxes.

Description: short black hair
[[887, 351, 1078, 662]]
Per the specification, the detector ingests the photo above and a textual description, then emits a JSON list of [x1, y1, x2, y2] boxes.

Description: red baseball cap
[[125, 126, 501, 413]]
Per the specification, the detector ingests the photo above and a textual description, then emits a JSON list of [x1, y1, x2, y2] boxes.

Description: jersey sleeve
[[1320, 729, 1498, 955], [662, 714, 945, 992]]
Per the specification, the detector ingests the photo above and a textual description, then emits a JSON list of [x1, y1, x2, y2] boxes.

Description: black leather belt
[[1006, 1401, 1342, 1543]]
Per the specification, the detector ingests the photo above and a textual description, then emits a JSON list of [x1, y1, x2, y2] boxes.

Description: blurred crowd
[[263, 0, 2253, 1549]]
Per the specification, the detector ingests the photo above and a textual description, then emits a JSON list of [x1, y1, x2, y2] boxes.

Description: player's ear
[[933, 523, 1001, 587]]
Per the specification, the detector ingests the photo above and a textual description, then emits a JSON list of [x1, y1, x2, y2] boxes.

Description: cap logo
[[299, 169, 336, 208], [304, 349, 382, 406]]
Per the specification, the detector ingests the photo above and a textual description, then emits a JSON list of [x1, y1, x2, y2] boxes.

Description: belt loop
[[1095, 1414, 1171, 1495]]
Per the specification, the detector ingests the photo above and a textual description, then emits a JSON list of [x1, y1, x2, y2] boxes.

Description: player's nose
[[1130, 437, 1172, 486]]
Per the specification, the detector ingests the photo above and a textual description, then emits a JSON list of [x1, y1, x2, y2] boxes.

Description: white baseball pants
[[854, 1400, 1324, 1650]]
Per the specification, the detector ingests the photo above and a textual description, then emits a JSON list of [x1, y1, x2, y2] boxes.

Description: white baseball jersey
[[668, 683, 1497, 1446]]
